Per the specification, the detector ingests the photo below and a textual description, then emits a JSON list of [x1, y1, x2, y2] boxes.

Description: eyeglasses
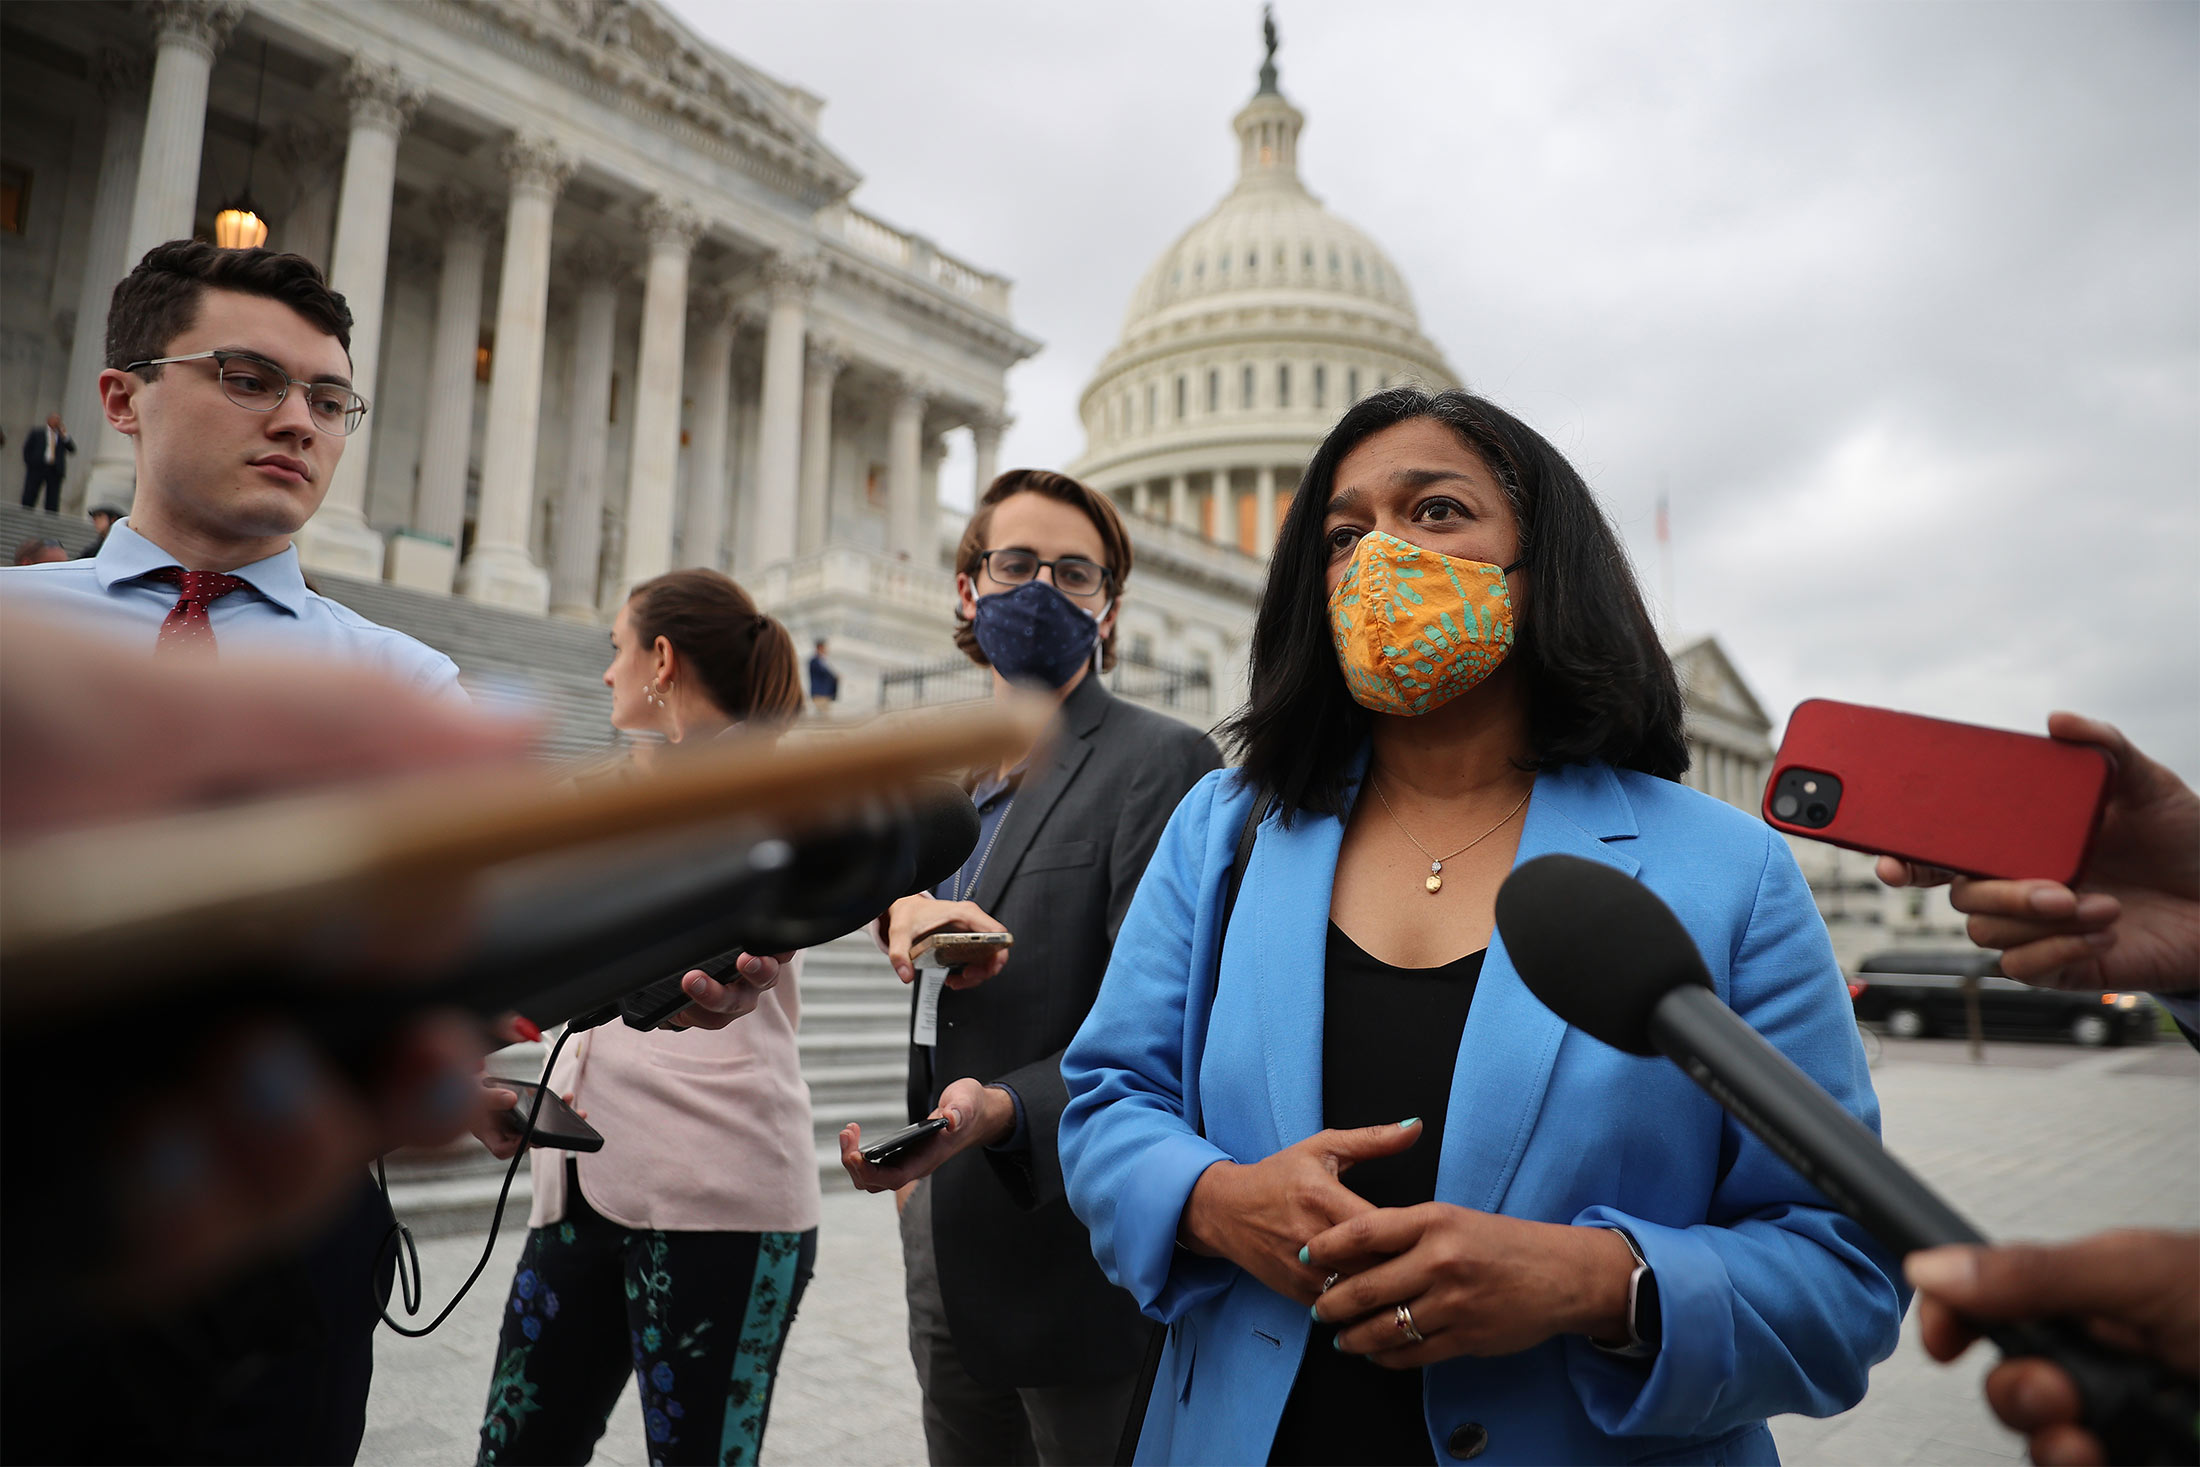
[[977, 548, 1112, 598], [126, 350, 369, 436]]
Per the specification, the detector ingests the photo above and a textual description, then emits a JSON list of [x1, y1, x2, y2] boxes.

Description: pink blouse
[[527, 951, 821, 1235]]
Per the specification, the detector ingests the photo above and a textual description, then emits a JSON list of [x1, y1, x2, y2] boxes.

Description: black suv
[[1849, 950, 2156, 1047]]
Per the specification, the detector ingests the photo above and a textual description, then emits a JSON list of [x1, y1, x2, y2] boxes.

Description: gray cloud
[[678, 0, 2199, 780]]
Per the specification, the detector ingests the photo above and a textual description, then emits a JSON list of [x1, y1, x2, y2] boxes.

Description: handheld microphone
[[1494, 853, 2198, 1466], [608, 779, 982, 1030]]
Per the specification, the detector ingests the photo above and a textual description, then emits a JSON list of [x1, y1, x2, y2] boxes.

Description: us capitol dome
[[1068, 20, 1458, 557]]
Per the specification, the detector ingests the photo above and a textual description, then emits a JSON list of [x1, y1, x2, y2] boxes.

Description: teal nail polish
[[1398, 1116, 1421, 1129], [1310, 1303, 1322, 1322], [1330, 1334, 1344, 1351], [1296, 1245, 1310, 1264]]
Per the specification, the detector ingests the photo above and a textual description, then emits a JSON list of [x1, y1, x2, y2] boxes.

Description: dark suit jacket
[[912, 673, 1221, 1388], [21, 428, 74, 476]]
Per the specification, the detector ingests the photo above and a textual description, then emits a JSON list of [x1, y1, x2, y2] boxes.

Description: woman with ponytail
[[478, 570, 819, 1467]]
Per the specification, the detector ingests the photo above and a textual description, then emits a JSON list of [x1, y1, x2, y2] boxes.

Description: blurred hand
[[1306, 1207, 1635, 1366], [1, 617, 539, 1308], [1907, 1231, 2200, 1467], [1877, 713, 2200, 991], [107, 1009, 507, 1306], [1178, 1120, 1423, 1305], [882, 895, 1011, 989], [664, 951, 793, 1030], [838, 1078, 1016, 1192]]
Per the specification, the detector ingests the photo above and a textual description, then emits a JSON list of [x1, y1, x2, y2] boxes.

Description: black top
[[1268, 923, 1485, 1467]]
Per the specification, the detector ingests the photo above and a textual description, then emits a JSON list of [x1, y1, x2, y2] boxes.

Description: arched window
[[1277, 363, 1291, 408], [1353, 255, 1364, 282], [1246, 249, 1258, 271], [1145, 382, 1156, 428], [1218, 251, 1230, 276], [1241, 364, 1255, 409], [1328, 249, 1340, 274], [1302, 246, 1314, 270], [1175, 374, 1187, 420], [1206, 368, 1220, 412], [1347, 367, 1360, 401], [1313, 364, 1327, 410]]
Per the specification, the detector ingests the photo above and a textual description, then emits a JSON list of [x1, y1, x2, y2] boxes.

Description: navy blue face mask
[[971, 579, 1106, 689]]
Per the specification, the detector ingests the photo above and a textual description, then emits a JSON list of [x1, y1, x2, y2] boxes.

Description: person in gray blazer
[[842, 469, 1222, 1466]]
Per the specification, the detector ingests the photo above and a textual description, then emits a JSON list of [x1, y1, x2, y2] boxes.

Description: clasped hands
[[1179, 1121, 1636, 1369]]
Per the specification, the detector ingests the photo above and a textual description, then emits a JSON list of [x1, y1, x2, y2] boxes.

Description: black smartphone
[[859, 1116, 947, 1166], [490, 1077, 606, 1153]]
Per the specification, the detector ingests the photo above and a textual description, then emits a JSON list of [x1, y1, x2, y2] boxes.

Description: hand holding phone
[[910, 929, 1014, 969], [857, 1117, 948, 1167], [1870, 711, 2200, 992], [489, 1077, 605, 1153]]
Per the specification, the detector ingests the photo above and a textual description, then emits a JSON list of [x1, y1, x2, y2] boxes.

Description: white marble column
[[728, 346, 762, 578], [886, 378, 927, 560], [616, 198, 704, 594], [458, 135, 573, 612], [90, 0, 241, 506], [795, 339, 843, 557], [678, 292, 740, 573], [1169, 473, 1190, 531], [1131, 481, 1152, 520], [920, 431, 947, 562], [61, 50, 149, 510], [271, 120, 341, 265], [122, 0, 239, 264], [547, 242, 623, 618], [749, 256, 815, 570], [389, 187, 497, 593], [971, 409, 1006, 501], [299, 60, 423, 577], [1255, 463, 1277, 555]]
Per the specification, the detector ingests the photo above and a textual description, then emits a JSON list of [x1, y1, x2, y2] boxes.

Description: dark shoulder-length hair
[[1220, 386, 1687, 820]]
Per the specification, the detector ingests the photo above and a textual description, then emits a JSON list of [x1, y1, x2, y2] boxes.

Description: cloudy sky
[[676, 1, 2200, 781]]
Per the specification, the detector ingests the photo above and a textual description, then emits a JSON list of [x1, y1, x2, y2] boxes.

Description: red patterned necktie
[[144, 566, 252, 656]]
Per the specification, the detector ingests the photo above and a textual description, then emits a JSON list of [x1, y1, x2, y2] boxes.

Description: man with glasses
[[839, 469, 1221, 1465], [0, 240, 461, 1463], [3, 239, 450, 690]]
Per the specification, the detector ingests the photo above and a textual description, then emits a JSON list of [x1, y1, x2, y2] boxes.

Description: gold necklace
[[1367, 775, 1533, 894]]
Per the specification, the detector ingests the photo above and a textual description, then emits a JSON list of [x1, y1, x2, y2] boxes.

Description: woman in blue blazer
[[1060, 388, 1904, 1465]]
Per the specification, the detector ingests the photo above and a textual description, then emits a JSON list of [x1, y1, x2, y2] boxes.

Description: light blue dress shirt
[[0, 519, 460, 696]]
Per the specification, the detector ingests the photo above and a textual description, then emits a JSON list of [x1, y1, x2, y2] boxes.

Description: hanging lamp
[[214, 39, 270, 249]]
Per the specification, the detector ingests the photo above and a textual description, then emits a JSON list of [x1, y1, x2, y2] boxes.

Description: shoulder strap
[[1218, 785, 1273, 948]]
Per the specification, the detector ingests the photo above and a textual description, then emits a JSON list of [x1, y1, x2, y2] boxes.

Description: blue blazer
[[1060, 759, 1905, 1466]]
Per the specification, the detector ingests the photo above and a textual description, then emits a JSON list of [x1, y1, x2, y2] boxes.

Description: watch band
[[1594, 1226, 1660, 1359]]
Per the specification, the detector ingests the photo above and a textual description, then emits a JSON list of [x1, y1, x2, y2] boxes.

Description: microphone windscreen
[[1494, 853, 1715, 1055], [907, 778, 981, 894]]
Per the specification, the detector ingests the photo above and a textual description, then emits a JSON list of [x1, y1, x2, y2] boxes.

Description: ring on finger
[[1320, 1272, 1340, 1294], [1394, 1304, 1425, 1346]]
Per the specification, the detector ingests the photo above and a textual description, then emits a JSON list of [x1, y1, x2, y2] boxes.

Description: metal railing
[[878, 648, 1214, 717]]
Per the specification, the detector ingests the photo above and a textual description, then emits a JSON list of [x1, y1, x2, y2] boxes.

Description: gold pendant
[[1425, 861, 1443, 895]]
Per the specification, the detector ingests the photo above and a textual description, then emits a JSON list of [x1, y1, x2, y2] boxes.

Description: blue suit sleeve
[[1061, 770, 1242, 1321], [1562, 827, 1909, 1436]]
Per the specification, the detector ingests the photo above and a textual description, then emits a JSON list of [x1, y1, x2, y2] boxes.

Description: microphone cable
[[374, 1020, 580, 1338]]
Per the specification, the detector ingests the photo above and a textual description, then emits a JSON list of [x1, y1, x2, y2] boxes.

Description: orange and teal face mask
[[1328, 530, 1522, 717]]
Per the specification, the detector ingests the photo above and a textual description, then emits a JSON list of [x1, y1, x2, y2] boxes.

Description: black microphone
[[1495, 852, 2198, 1466], [606, 778, 980, 1030]]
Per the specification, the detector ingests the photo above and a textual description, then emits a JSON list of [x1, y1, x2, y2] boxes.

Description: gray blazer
[[912, 672, 1221, 1387]]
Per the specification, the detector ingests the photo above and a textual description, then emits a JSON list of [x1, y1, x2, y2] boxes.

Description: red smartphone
[[1763, 699, 2112, 884]]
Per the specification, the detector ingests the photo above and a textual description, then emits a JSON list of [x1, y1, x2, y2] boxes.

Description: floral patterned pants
[[476, 1171, 817, 1467]]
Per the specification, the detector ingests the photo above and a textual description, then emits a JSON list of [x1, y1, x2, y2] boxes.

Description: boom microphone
[[1494, 853, 2198, 1466]]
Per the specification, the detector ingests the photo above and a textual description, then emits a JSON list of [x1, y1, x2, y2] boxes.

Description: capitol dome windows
[[1347, 367, 1361, 401], [1241, 364, 1255, 409], [1175, 374, 1187, 420], [1277, 364, 1291, 408], [1206, 369, 1220, 412], [1145, 382, 1157, 428], [1313, 364, 1327, 410]]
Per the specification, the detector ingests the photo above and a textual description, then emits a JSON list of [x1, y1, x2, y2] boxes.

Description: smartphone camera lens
[[1771, 769, 1842, 828], [1804, 802, 1829, 824], [1772, 793, 1799, 819]]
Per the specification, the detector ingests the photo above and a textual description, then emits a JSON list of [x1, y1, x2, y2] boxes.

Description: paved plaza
[[363, 1035, 2198, 1466]]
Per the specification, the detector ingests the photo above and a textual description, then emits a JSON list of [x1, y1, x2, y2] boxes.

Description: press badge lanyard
[[914, 783, 1017, 1048]]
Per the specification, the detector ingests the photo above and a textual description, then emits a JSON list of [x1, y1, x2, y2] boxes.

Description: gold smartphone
[[910, 929, 1013, 968]]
